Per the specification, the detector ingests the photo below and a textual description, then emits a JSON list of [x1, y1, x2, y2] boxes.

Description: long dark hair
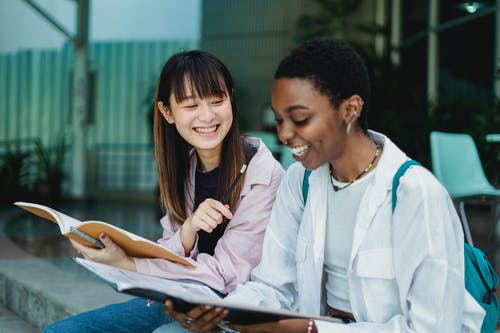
[[154, 50, 246, 224]]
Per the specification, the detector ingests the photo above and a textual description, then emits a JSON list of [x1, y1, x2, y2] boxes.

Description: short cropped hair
[[274, 39, 370, 132]]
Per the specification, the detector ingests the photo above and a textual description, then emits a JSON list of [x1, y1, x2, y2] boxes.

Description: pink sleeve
[[155, 215, 198, 258], [134, 161, 284, 294]]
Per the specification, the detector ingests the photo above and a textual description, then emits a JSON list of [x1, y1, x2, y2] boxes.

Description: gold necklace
[[330, 144, 380, 192]]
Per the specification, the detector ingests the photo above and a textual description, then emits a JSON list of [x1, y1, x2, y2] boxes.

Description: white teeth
[[290, 145, 311, 157], [196, 126, 217, 133]]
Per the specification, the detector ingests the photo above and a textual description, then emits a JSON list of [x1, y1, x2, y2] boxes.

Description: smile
[[194, 125, 218, 134], [290, 145, 311, 157]]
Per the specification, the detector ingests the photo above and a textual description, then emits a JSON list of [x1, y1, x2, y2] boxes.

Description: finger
[[204, 199, 233, 219], [98, 233, 115, 247], [70, 239, 96, 256], [187, 304, 214, 319], [191, 210, 218, 230], [164, 300, 185, 322], [203, 208, 224, 225], [197, 308, 228, 332], [190, 307, 227, 332], [192, 218, 214, 233]]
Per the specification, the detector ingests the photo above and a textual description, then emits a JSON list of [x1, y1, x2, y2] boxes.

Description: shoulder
[[397, 164, 450, 203], [369, 131, 452, 209], [275, 161, 314, 207], [243, 137, 284, 188]]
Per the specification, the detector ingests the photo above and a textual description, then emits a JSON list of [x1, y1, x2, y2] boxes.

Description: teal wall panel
[[0, 39, 199, 193]]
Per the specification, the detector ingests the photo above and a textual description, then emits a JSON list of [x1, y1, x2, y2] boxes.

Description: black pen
[[222, 164, 248, 204]]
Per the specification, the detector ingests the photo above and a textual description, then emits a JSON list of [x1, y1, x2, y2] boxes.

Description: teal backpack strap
[[302, 169, 312, 202], [391, 159, 500, 332], [391, 160, 421, 212]]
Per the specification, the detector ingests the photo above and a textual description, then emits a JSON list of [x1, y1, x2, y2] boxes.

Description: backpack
[[302, 161, 499, 332]]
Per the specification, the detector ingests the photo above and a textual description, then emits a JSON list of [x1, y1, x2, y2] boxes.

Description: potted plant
[[34, 136, 67, 205], [0, 145, 32, 207]]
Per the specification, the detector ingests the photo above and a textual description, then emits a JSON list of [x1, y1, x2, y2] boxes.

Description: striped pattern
[[0, 40, 198, 192]]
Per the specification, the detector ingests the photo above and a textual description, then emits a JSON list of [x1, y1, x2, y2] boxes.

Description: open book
[[75, 258, 341, 325], [15, 202, 194, 268]]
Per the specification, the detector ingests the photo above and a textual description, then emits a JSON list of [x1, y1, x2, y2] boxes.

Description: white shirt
[[227, 130, 485, 333], [325, 170, 375, 313]]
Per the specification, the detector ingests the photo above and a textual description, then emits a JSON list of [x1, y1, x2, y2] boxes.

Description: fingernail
[[100, 233, 106, 240]]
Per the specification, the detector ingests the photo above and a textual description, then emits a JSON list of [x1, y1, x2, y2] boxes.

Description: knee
[[41, 318, 87, 333]]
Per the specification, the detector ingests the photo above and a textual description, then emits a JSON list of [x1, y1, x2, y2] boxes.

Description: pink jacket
[[134, 137, 284, 294]]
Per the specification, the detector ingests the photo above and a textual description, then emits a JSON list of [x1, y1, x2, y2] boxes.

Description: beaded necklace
[[330, 144, 380, 192]]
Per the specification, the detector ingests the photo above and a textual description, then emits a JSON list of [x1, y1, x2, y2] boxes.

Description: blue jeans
[[42, 298, 174, 333], [152, 322, 192, 333]]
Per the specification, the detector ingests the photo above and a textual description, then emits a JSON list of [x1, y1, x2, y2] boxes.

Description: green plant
[[33, 136, 67, 205], [34, 137, 67, 185], [0, 145, 32, 206]]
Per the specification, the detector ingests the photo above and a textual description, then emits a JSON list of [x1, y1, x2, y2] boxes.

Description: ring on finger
[[183, 314, 193, 327]]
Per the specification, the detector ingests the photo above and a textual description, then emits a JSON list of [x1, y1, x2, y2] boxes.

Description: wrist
[[307, 319, 317, 333], [123, 256, 137, 271], [179, 223, 197, 256]]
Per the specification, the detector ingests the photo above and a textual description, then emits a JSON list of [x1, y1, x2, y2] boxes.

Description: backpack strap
[[392, 160, 421, 211], [303, 160, 420, 208], [302, 169, 312, 202]]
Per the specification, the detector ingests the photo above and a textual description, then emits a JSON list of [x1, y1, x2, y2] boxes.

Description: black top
[[194, 165, 224, 255], [193, 141, 259, 255]]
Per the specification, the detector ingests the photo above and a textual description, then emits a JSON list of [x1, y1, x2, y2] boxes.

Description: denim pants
[[42, 298, 174, 333]]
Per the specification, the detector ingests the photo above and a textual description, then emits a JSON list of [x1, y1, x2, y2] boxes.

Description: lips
[[194, 125, 218, 134], [290, 144, 311, 157]]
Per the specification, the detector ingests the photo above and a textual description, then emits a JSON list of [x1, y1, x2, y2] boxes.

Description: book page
[[74, 258, 342, 325], [75, 258, 218, 300], [14, 202, 82, 234]]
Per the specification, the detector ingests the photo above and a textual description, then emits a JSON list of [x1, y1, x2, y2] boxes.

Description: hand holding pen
[[180, 164, 248, 254]]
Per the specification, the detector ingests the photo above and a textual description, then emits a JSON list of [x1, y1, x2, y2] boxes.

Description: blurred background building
[[0, 0, 498, 205], [0, 1, 499, 331]]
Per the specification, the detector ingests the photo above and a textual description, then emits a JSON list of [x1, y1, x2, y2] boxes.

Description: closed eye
[[293, 118, 309, 126]]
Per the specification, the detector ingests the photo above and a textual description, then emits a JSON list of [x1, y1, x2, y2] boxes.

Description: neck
[[330, 135, 379, 182], [195, 144, 222, 172]]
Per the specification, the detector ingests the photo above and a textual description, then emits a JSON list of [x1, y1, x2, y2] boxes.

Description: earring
[[282, 140, 288, 145], [346, 122, 352, 135]]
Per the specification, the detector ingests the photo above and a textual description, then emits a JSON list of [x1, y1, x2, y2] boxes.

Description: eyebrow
[[271, 104, 309, 113]]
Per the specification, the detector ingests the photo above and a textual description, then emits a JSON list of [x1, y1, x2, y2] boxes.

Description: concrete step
[[0, 304, 38, 333], [0, 258, 132, 330]]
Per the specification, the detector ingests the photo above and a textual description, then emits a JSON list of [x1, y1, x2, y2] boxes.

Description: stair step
[[0, 304, 38, 333], [0, 258, 132, 330]]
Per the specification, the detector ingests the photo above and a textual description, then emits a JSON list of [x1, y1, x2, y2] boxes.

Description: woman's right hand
[[180, 198, 233, 254]]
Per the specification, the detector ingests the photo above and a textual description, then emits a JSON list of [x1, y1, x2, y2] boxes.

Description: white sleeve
[[225, 163, 306, 310]]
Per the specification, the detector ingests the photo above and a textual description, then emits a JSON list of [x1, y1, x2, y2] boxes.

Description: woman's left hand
[[164, 299, 228, 333], [164, 299, 314, 333], [71, 233, 136, 271]]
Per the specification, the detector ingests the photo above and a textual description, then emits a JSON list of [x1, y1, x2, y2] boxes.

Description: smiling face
[[272, 77, 349, 170], [159, 79, 233, 162]]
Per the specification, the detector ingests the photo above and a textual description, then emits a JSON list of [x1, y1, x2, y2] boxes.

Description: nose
[[277, 121, 293, 146], [198, 103, 215, 123]]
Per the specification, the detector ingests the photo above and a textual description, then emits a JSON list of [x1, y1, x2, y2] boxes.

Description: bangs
[[171, 62, 228, 103]]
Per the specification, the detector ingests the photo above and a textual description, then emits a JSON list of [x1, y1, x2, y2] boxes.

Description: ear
[[158, 102, 174, 124], [343, 95, 364, 123]]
